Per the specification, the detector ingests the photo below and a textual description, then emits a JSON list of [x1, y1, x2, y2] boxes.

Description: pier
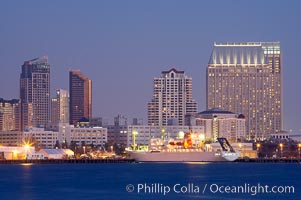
[[0, 158, 135, 165], [236, 158, 301, 163]]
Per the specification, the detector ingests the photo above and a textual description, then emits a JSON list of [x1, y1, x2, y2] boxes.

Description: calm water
[[0, 162, 300, 200]]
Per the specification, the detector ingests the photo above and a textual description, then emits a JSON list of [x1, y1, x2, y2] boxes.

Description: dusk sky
[[0, 1, 301, 131]]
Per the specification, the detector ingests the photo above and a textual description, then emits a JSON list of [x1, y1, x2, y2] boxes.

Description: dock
[[236, 158, 301, 163], [0, 158, 135, 164]]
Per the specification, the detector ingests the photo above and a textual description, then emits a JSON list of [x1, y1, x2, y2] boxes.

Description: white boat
[[128, 136, 240, 162]]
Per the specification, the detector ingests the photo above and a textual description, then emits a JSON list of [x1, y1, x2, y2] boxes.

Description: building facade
[[0, 131, 22, 146], [69, 70, 92, 125], [0, 99, 21, 131], [23, 127, 58, 149], [207, 42, 282, 139], [51, 89, 69, 123], [106, 115, 128, 145], [66, 126, 107, 147], [189, 108, 246, 142], [23, 124, 107, 149], [20, 57, 50, 129], [148, 68, 197, 126]]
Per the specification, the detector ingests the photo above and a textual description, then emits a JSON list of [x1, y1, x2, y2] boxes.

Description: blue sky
[[0, 0, 301, 130]]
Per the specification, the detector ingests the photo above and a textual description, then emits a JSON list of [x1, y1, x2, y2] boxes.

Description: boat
[[128, 134, 240, 162]]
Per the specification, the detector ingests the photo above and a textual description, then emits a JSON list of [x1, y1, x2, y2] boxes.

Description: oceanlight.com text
[[126, 183, 295, 196]]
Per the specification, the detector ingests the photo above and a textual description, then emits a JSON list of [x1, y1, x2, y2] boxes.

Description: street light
[[279, 143, 283, 158], [161, 128, 165, 139], [132, 131, 138, 151]]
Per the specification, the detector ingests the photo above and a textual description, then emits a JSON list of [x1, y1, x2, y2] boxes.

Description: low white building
[[66, 125, 107, 147], [0, 131, 22, 146], [0, 146, 36, 160], [127, 125, 205, 148], [23, 124, 108, 149], [38, 149, 74, 159], [23, 127, 58, 149], [190, 108, 246, 142]]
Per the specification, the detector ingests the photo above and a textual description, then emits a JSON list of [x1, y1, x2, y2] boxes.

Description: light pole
[[298, 143, 301, 159], [279, 143, 283, 158], [132, 131, 138, 151], [161, 128, 165, 139], [83, 146, 86, 154]]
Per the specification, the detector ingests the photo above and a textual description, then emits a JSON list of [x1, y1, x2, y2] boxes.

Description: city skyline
[[1, 1, 301, 131]]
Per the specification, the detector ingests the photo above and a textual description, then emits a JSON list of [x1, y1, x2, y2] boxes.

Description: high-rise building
[[207, 42, 282, 139], [51, 89, 69, 123], [0, 99, 21, 131], [20, 57, 50, 129], [69, 70, 92, 125], [148, 68, 197, 126], [51, 98, 59, 123]]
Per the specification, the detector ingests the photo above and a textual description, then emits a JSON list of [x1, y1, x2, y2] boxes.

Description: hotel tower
[[207, 42, 282, 139], [148, 68, 197, 126], [69, 70, 92, 125]]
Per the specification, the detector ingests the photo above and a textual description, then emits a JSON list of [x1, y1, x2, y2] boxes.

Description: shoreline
[[0, 158, 135, 164], [0, 158, 300, 164]]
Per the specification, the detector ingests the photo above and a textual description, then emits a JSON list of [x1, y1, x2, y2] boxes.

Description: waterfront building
[[23, 124, 107, 149], [66, 125, 107, 147], [0, 146, 36, 160], [20, 57, 51, 129], [148, 68, 197, 126], [51, 89, 69, 123], [187, 108, 246, 142], [38, 149, 74, 159], [69, 70, 92, 125], [0, 131, 22, 146], [207, 42, 282, 139], [23, 127, 58, 149]]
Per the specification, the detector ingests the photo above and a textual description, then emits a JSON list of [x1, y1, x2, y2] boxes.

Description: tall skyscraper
[[69, 70, 92, 125], [148, 68, 197, 126], [207, 42, 282, 139], [20, 57, 50, 129], [51, 89, 69, 123]]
